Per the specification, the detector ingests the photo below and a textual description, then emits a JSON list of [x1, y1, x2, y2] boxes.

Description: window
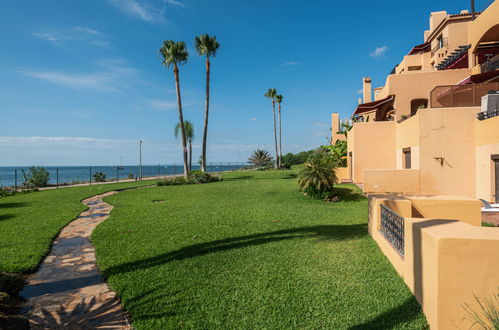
[[437, 35, 444, 49], [410, 99, 428, 116], [408, 66, 422, 71], [403, 148, 411, 169]]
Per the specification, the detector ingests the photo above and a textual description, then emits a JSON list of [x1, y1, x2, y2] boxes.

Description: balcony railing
[[431, 37, 448, 57], [430, 82, 499, 108], [481, 54, 499, 73], [380, 205, 405, 257]]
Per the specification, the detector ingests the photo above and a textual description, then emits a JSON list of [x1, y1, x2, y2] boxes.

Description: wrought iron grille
[[380, 205, 405, 257]]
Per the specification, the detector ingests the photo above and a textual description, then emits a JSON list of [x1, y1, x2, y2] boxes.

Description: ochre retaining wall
[[369, 195, 499, 329]]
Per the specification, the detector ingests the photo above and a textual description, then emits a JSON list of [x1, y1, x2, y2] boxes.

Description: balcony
[[430, 82, 499, 108], [481, 53, 499, 73], [430, 37, 448, 57]]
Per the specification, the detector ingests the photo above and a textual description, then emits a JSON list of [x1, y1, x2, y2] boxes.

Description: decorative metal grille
[[380, 205, 405, 257]]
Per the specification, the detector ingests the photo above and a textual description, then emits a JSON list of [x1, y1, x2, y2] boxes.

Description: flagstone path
[[20, 191, 130, 329]]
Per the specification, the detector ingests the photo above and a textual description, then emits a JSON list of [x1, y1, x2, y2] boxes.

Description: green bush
[[93, 171, 106, 182], [157, 172, 221, 186], [281, 149, 315, 165], [189, 170, 220, 184], [22, 166, 49, 188], [297, 149, 337, 199]]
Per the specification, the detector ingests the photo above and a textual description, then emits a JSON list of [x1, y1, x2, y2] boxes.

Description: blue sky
[[0, 0, 489, 165]]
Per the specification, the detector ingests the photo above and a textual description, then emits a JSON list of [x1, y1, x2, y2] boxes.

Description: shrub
[[297, 149, 337, 199], [22, 166, 49, 188], [93, 171, 106, 182], [248, 149, 273, 167], [189, 170, 220, 184], [281, 149, 315, 165], [128, 173, 135, 179], [157, 172, 221, 186], [463, 290, 499, 329]]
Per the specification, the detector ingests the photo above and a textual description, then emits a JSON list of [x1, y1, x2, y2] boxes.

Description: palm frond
[[194, 34, 220, 58], [264, 88, 277, 99], [160, 40, 189, 68]]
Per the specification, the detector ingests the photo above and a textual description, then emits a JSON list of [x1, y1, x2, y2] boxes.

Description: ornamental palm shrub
[[248, 149, 273, 167], [22, 166, 49, 188], [93, 171, 106, 182], [297, 150, 337, 198], [462, 290, 499, 329]]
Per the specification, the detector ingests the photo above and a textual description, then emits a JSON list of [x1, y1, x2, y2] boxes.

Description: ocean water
[[0, 163, 248, 188]]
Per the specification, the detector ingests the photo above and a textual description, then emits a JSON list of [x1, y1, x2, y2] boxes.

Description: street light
[[139, 139, 143, 180]]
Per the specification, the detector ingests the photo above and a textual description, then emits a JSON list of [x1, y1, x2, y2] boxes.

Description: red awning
[[353, 95, 395, 115], [408, 42, 430, 55], [457, 71, 499, 85]]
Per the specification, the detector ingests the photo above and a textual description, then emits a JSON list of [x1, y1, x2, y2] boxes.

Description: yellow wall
[[334, 167, 350, 182], [368, 196, 499, 329], [330, 113, 346, 144], [418, 107, 478, 197], [475, 116, 499, 201], [396, 114, 420, 169], [348, 121, 396, 183], [364, 169, 420, 194]]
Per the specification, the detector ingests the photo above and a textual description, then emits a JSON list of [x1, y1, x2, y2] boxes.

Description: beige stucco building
[[334, 1, 499, 202]]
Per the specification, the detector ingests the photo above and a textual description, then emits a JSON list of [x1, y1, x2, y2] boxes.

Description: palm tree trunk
[[201, 58, 210, 172], [278, 104, 282, 166], [272, 99, 279, 169], [173, 63, 189, 177], [189, 140, 192, 172]]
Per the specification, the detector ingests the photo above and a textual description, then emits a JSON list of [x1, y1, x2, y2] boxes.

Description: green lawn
[[0, 180, 159, 274], [93, 170, 427, 329]]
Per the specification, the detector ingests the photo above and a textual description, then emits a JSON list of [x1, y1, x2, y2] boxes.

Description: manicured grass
[[0, 180, 159, 274], [94, 170, 427, 329]]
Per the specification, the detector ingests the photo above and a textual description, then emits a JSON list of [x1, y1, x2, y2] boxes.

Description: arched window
[[410, 99, 428, 116]]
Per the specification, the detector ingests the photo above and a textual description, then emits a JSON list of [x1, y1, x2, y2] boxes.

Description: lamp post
[[139, 139, 143, 180]]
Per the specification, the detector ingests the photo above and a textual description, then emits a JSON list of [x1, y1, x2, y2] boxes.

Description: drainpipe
[[471, 0, 476, 20]]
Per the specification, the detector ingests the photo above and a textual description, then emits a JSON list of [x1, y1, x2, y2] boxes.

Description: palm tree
[[160, 40, 189, 177], [175, 121, 194, 171], [297, 151, 338, 193], [264, 88, 279, 169], [248, 149, 273, 167], [275, 94, 283, 168], [195, 34, 220, 172]]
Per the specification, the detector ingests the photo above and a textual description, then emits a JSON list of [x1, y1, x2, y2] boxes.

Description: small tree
[[248, 149, 273, 167], [93, 171, 106, 182], [22, 166, 49, 188], [297, 150, 337, 198]]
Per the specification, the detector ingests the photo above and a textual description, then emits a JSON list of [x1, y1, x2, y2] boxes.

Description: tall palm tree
[[175, 121, 194, 171], [160, 40, 189, 177], [276, 94, 283, 167], [195, 34, 220, 172], [264, 88, 279, 168]]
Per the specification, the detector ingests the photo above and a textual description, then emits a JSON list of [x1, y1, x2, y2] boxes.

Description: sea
[[0, 163, 249, 188]]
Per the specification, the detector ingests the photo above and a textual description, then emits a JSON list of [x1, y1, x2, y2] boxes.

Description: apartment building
[[333, 1, 499, 202]]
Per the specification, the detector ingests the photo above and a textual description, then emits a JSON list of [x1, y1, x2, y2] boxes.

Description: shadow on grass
[[0, 214, 14, 221], [348, 296, 425, 329], [104, 224, 367, 277], [282, 173, 297, 179], [0, 202, 29, 209], [224, 175, 254, 181], [333, 187, 365, 202]]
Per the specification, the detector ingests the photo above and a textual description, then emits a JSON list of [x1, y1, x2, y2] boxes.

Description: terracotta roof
[[353, 95, 395, 115], [408, 42, 431, 55]]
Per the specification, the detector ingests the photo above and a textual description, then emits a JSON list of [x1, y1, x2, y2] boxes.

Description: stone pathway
[[20, 191, 130, 329]]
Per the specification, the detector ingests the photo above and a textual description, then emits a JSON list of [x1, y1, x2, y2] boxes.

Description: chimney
[[358, 98, 363, 105], [363, 77, 372, 103]]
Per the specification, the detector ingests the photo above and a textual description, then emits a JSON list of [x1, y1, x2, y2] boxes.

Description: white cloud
[[164, 0, 184, 7], [109, 0, 167, 22], [357, 88, 363, 94], [32, 26, 110, 48], [32, 32, 61, 43], [148, 99, 177, 110], [73, 26, 102, 36], [18, 59, 139, 92], [369, 46, 388, 58], [282, 61, 300, 66], [250, 117, 257, 121]]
